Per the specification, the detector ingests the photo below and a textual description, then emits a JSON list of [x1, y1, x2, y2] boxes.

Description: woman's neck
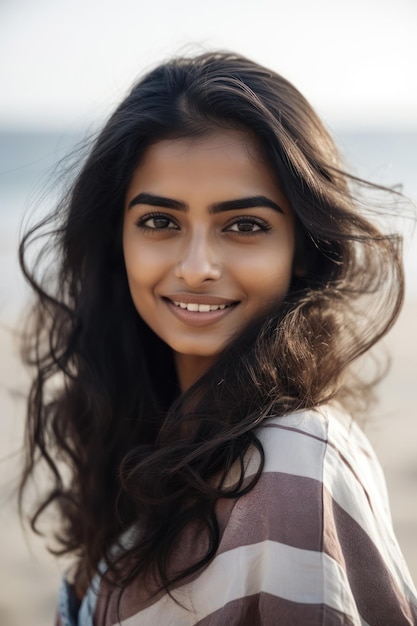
[[174, 353, 216, 392]]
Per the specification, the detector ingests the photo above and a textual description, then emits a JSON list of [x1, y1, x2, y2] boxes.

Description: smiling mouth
[[163, 297, 238, 325], [171, 301, 231, 312]]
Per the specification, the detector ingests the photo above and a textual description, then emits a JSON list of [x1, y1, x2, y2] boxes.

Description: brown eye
[[149, 217, 172, 229], [136, 213, 179, 230], [226, 217, 270, 234]]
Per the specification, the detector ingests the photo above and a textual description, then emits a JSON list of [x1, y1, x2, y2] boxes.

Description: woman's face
[[123, 130, 298, 382]]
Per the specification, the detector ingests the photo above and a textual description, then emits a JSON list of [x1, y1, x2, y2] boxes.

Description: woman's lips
[[164, 297, 238, 327]]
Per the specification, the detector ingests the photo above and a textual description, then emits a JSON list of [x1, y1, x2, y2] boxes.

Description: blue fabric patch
[[57, 571, 101, 626]]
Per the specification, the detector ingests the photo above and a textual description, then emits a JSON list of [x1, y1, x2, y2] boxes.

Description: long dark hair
[[19, 52, 403, 600]]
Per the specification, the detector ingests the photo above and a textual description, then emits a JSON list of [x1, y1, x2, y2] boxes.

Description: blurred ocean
[[1, 129, 416, 325]]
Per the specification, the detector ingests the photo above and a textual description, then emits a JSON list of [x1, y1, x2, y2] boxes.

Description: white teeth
[[172, 301, 229, 312]]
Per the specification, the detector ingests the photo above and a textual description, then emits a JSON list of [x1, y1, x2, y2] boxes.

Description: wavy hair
[[19, 52, 403, 601]]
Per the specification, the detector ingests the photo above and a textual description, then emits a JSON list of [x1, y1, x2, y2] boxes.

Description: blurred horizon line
[[1, 122, 417, 139]]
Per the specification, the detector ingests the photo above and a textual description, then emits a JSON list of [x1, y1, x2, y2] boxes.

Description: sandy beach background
[[0, 130, 416, 625]]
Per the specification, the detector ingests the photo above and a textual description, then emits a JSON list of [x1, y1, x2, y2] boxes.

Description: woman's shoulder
[[245, 404, 372, 485], [220, 403, 393, 551], [247, 404, 398, 560], [256, 404, 384, 485], [260, 402, 369, 447], [225, 404, 417, 624]]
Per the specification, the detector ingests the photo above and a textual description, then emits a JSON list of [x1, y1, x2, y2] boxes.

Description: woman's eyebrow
[[128, 193, 185, 211], [127, 192, 284, 214], [210, 196, 284, 214]]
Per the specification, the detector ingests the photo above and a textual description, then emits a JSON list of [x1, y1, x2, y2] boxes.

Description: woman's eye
[[137, 214, 178, 230], [226, 218, 269, 234]]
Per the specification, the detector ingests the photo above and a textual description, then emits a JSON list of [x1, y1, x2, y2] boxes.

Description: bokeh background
[[0, 1, 416, 624]]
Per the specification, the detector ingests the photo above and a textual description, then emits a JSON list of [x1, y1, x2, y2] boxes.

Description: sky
[[1, 0, 416, 131]]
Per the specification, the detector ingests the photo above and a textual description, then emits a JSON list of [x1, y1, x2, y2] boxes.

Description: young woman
[[19, 52, 417, 625]]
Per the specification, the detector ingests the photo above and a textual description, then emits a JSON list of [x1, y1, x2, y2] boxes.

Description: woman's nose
[[175, 232, 222, 287]]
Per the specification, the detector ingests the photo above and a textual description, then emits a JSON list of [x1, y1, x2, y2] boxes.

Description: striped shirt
[[56, 405, 417, 625]]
